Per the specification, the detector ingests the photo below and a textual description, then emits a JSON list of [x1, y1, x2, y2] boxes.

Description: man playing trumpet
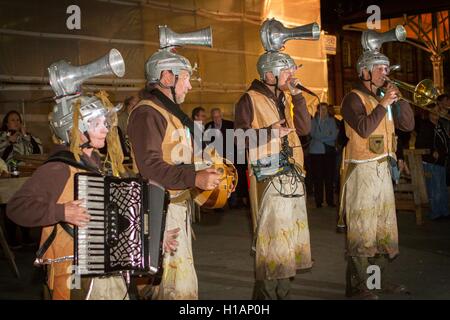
[[340, 26, 414, 299]]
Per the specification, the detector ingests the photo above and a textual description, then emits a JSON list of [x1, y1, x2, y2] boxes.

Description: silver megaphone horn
[[48, 48, 125, 98], [361, 25, 407, 52], [159, 25, 213, 49], [260, 18, 321, 52]]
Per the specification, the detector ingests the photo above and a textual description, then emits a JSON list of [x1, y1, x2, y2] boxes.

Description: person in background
[[192, 106, 207, 126], [436, 94, 450, 185], [205, 108, 238, 209], [328, 104, 347, 195], [415, 105, 449, 220], [205, 107, 235, 159], [300, 134, 313, 195], [0, 110, 43, 249], [0, 110, 43, 162], [436, 93, 450, 136], [309, 102, 338, 208]]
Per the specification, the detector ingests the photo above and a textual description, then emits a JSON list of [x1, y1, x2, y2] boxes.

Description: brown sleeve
[[341, 92, 387, 139], [127, 106, 196, 190], [234, 93, 272, 147], [6, 162, 68, 227], [291, 93, 311, 136], [393, 100, 415, 132]]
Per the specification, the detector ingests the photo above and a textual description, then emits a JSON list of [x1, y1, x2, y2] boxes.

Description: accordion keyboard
[[76, 174, 107, 275]]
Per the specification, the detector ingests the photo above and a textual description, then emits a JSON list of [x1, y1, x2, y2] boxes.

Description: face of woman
[[83, 115, 109, 149], [7, 113, 22, 131]]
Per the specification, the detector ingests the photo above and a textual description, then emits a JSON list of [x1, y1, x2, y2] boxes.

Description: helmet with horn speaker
[[145, 25, 212, 83], [48, 49, 125, 143], [257, 18, 320, 81], [356, 25, 407, 75]]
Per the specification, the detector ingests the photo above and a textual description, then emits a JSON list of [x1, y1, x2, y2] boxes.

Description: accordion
[[74, 173, 169, 277]]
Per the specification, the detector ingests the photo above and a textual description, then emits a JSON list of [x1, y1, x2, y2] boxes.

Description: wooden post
[[404, 12, 450, 93]]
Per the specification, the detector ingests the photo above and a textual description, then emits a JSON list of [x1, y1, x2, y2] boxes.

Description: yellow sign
[[324, 34, 337, 55]]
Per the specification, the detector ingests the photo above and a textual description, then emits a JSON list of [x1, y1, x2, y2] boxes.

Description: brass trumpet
[[382, 77, 450, 120]]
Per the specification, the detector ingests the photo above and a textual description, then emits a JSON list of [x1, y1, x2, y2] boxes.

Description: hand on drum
[[195, 168, 221, 190]]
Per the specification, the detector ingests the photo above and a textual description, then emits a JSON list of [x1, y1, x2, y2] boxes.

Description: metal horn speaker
[[260, 18, 321, 52], [48, 48, 125, 97], [159, 25, 213, 49], [361, 25, 407, 52]]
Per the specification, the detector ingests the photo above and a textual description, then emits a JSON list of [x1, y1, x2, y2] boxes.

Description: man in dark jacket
[[416, 105, 450, 220]]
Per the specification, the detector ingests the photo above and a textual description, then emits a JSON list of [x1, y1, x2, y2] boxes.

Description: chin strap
[[359, 70, 378, 93], [263, 75, 279, 97], [159, 75, 179, 104]]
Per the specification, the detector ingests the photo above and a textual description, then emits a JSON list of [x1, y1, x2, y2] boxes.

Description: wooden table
[[0, 176, 30, 204], [0, 176, 30, 279]]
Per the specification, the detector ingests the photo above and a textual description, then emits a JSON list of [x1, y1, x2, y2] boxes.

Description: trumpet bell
[[387, 77, 439, 108], [414, 79, 438, 107]]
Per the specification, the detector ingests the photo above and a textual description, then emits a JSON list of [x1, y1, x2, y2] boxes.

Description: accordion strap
[[45, 150, 100, 174], [36, 222, 74, 261], [60, 222, 74, 238]]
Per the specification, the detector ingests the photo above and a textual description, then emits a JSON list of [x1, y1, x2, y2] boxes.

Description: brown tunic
[[6, 148, 101, 227], [234, 79, 311, 144], [341, 82, 414, 138], [127, 89, 196, 190]]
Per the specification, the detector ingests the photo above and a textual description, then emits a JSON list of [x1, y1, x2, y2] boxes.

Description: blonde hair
[[69, 98, 84, 162], [95, 91, 126, 177], [61, 92, 126, 177]]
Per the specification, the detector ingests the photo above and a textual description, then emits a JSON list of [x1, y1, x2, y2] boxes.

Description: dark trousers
[[253, 278, 292, 300], [310, 152, 336, 206], [304, 154, 314, 195]]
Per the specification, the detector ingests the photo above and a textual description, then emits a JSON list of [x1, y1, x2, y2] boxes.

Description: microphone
[[294, 82, 320, 100]]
